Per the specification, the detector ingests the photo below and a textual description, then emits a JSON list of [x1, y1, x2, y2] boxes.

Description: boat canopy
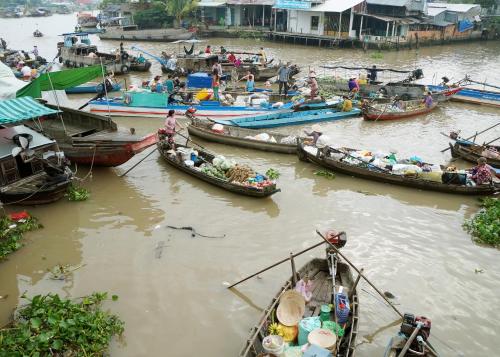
[[0, 97, 59, 124], [17, 65, 103, 99], [0, 125, 55, 160]]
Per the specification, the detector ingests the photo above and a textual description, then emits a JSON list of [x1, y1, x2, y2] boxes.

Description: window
[[311, 16, 319, 30]]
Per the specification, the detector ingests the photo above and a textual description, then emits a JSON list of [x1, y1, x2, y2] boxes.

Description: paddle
[[441, 122, 500, 152], [226, 232, 343, 289], [316, 230, 404, 318], [119, 146, 158, 177]]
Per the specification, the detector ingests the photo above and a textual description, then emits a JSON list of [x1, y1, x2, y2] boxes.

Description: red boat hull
[[64, 133, 157, 167], [363, 103, 437, 121]]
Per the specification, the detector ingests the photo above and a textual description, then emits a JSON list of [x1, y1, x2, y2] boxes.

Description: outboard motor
[[385, 313, 436, 357]]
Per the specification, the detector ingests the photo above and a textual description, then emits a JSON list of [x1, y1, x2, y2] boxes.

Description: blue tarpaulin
[[187, 72, 213, 89], [0, 97, 59, 125], [458, 20, 473, 32]]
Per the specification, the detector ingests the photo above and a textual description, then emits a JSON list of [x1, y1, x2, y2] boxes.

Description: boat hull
[[363, 103, 437, 121], [99, 28, 193, 41], [298, 145, 498, 195], [450, 142, 500, 169], [157, 142, 280, 197], [0, 179, 70, 205], [65, 83, 121, 94], [187, 123, 298, 154], [427, 85, 500, 107]]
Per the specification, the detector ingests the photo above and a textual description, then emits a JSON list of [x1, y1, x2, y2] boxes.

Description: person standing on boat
[[259, 47, 267, 65], [308, 71, 319, 99], [212, 59, 223, 77], [348, 77, 359, 94], [239, 71, 255, 92], [32, 45, 39, 57], [212, 72, 221, 101], [423, 92, 434, 108], [164, 109, 182, 150], [277, 62, 291, 96], [368, 65, 378, 84]]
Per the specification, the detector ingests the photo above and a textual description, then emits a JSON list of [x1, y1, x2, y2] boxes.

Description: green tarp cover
[[16, 65, 103, 98], [0, 96, 60, 124]]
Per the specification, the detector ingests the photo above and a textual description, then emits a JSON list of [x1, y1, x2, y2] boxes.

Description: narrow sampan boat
[[427, 84, 500, 108], [187, 116, 301, 154], [65, 82, 121, 94], [449, 140, 500, 169], [297, 144, 500, 195], [157, 139, 280, 198], [363, 100, 437, 121], [240, 251, 359, 356]]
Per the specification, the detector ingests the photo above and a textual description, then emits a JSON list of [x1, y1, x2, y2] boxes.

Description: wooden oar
[[226, 233, 343, 289], [441, 122, 500, 152], [316, 230, 404, 318], [119, 146, 158, 177]]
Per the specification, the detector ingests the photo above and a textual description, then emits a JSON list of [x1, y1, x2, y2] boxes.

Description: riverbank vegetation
[[0, 292, 124, 355], [463, 198, 500, 247], [0, 213, 42, 261]]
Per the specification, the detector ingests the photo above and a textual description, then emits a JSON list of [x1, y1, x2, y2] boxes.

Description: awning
[[0, 126, 55, 159], [362, 13, 421, 24], [17, 65, 103, 99], [0, 97, 59, 124], [308, 0, 364, 13], [275, 0, 312, 10], [198, 1, 227, 7]]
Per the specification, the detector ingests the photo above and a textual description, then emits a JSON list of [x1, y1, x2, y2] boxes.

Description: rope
[[76, 145, 97, 182]]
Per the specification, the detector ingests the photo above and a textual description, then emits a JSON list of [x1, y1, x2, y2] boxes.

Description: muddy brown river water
[[0, 14, 499, 356]]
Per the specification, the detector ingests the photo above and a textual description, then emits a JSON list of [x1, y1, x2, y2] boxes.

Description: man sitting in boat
[[342, 96, 353, 112], [136, 53, 146, 64], [470, 157, 493, 185]]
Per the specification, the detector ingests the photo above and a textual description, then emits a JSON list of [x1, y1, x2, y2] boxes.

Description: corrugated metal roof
[[363, 13, 422, 23], [308, 0, 364, 12], [428, 3, 481, 13], [0, 97, 59, 124], [366, 0, 409, 7], [426, 7, 447, 16]]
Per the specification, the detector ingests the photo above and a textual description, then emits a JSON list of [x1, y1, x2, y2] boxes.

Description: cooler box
[[187, 72, 212, 89]]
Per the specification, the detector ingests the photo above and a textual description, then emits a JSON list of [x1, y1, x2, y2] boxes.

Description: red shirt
[[205, 47, 211, 54]]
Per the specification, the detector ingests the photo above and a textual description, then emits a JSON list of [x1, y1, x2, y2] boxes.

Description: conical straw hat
[[276, 290, 305, 326]]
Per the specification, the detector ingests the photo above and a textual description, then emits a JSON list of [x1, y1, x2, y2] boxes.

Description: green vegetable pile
[[314, 170, 336, 179], [265, 168, 281, 180], [463, 198, 500, 247], [0, 215, 42, 260], [0, 292, 124, 356], [201, 165, 227, 180], [67, 184, 90, 201]]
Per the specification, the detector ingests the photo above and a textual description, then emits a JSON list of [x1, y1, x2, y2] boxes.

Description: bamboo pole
[[441, 122, 500, 152], [316, 230, 403, 318], [227, 233, 342, 289]]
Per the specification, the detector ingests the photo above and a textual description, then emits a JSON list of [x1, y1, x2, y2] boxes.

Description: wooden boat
[[89, 91, 293, 118], [215, 108, 361, 129], [187, 117, 301, 154], [0, 97, 156, 167], [0, 125, 71, 205], [240, 253, 359, 357], [427, 85, 500, 108], [99, 26, 193, 41], [297, 144, 500, 195], [65, 82, 121, 94], [449, 140, 500, 169], [33, 30, 43, 38], [362, 100, 437, 121], [384, 314, 437, 357], [57, 33, 151, 74], [38, 104, 157, 167], [157, 140, 280, 198]]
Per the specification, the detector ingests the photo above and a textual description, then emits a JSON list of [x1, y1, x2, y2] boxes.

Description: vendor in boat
[[205, 45, 212, 54], [164, 74, 175, 94], [423, 92, 433, 108], [20, 63, 32, 81], [342, 95, 353, 112], [220, 46, 227, 55], [392, 96, 404, 110], [164, 109, 183, 150], [239, 70, 255, 92], [212, 59, 223, 76], [136, 53, 146, 64], [304, 124, 323, 145], [227, 52, 236, 63], [308, 71, 319, 99], [470, 157, 493, 185], [212, 72, 221, 101], [150, 75, 162, 92], [348, 77, 359, 93]]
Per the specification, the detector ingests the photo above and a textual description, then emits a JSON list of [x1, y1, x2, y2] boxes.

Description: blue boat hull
[[216, 108, 361, 128], [427, 85, 500, 108], [66, 83, 121, 94]]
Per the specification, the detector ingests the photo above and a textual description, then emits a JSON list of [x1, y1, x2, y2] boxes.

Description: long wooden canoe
[[187, 118, 301, 154], [363, 100, 437, 121], [450, 142, 500, 169], [157, 141, 280, 197], [240, 253, 359, 357], [297, 144, 499, 195]]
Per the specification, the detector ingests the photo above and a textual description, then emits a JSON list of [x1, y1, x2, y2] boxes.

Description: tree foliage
[[134, 3, 173, 29], [159, 0, 199, 22]]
